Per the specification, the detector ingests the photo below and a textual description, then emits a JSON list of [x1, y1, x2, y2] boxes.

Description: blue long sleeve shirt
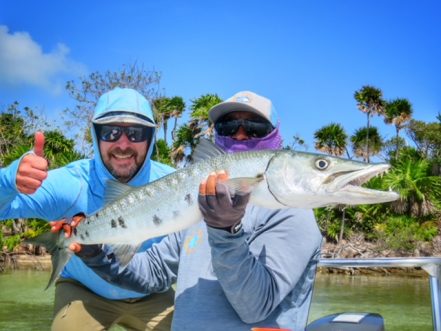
[[82, 205, 322, 330], [0, 87, 175, 300], [0, 156, 174, 299]]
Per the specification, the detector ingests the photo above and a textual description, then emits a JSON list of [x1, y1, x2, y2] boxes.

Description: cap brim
[[92, 114, 156, 127], [209, 102, 265, 123]]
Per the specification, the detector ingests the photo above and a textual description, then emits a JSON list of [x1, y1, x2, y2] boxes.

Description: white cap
[[93, 111, 155, 127], [209, 91, 276, 124]]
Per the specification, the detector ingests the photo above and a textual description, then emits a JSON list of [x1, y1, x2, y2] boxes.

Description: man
[[0, 87, 175, 331], [75, 91, 323, 330]]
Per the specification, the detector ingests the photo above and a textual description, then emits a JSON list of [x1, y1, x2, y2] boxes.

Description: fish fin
[[25, 231, 72, 290], [191, 138, 225, 163], [108, 244, 141, 267], [104, 180, 135, 205], [224, 177, 264, 194]]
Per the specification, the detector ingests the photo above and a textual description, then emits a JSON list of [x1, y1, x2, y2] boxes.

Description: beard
[[104, 147, 144, 183]]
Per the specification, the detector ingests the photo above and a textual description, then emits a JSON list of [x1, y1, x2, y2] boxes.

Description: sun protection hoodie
[[0, 87, 175, 299]]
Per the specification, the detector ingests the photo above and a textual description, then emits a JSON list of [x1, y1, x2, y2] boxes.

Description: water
[[309, 273, 433, 331], [0, 271, 433, 330], [0, 270, 54, 331]]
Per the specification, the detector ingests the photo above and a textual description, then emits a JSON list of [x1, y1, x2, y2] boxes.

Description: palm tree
[[171, 124, 200, 166], [354, 85, 386, 162], [351, 127, 383, 162], [153, 97, 172, 145], [382, 157, 441, 217], [384, 98, 413, 159], [153, 96, 186, 146], [169, 96, 186, 142], [190, 93, 223, 137], [170, 94, 222, 167], [314, 123, 350, 158]]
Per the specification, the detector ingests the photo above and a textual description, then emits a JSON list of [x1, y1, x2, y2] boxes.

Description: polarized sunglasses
[[214, 119, 274, 138], [96, 125, 153, 143]]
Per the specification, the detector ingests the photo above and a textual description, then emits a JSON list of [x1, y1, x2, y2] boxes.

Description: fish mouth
[[326, 164, 399, 202], [327, 164, 391, 190]]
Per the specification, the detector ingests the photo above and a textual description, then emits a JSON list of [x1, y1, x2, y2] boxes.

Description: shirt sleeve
[[0, 159, 83, 221], [0, 158, 22, 208], [206, 207, 322, 324], [82, 232, 182, 294]]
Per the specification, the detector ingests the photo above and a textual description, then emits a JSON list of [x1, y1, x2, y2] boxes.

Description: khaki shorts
[[52, 278, 174, 331]]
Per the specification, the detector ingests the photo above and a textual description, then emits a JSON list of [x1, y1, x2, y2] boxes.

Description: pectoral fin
[[224, 176, 264, 194], [108, 244, 141, 267]]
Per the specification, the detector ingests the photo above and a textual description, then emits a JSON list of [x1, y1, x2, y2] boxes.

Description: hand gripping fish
[[28, 139, 399, 288]]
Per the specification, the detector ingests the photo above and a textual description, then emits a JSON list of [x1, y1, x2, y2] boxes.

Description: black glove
[[198, 180, 250, 233], [75, 244, 103, 258]]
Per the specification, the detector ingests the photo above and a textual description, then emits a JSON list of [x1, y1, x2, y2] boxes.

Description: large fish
[[28, 139, 399, 288]]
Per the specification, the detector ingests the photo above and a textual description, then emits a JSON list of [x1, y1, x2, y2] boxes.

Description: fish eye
[[315, 158, 329, 170]]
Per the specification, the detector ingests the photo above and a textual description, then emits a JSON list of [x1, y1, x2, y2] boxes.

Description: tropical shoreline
[[3, 235, 440, 277], [1, 254, 430, 277]]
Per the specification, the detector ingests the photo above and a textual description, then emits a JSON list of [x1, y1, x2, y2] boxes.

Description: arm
[[0, 132, 50, 218], [198, 171, 322, 323], [0, 157, 22, 207], [80, 232, 182, 294], [208, 207, 321, 323], [0, 132, 84, 220]]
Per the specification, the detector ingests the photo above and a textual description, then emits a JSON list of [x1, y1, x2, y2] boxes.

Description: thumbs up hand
[[16, 132, 49, 194]]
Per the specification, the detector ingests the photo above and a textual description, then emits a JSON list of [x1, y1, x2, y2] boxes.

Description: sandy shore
[[1, 253, 431, 278]]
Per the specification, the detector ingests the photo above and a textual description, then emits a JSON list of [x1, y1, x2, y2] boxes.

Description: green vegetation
[[1, 68, 440, 260]]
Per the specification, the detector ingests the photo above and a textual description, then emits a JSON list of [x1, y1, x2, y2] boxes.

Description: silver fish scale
[[34, 146, 402, 290], [71, 150, 277, 246]]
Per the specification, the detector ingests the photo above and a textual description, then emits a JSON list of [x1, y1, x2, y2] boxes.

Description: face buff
[[215, 125, 283, 153]]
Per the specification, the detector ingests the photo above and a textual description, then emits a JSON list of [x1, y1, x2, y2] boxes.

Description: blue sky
[[1, 0, 440, 153]]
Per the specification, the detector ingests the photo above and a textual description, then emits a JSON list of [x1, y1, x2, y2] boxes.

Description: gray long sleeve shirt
[[83, 205, 322, 330]]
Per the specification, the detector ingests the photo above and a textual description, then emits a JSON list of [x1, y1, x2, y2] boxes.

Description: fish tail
[[25, 231, 72, 290]]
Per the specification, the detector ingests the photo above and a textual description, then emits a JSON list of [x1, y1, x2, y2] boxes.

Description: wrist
[[209, 221, 243, 234]]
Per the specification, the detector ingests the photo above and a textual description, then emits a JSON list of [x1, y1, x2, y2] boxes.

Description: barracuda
[[28, 139, 399, 288]]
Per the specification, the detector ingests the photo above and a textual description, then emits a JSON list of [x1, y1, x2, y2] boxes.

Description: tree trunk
[[366, 113, 370, 163], [339, 207, 346, 243]]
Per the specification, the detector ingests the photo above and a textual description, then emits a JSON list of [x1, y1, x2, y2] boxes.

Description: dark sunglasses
[[214, 119, 274, 138], [96, 125, 153, 143]]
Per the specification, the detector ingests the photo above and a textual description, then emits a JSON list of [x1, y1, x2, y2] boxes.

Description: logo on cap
[[235, 96, 250, 103]]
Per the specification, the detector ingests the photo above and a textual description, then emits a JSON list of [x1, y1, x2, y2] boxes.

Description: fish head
[[265, 151, 399, 208]]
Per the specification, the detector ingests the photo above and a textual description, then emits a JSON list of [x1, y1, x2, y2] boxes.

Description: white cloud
[[0, 25, 86, 93]]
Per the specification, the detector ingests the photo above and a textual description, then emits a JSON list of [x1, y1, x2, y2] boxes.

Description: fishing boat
[[304, 257, 441, 331]]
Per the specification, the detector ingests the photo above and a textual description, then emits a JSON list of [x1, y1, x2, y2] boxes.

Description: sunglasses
[[214, 119, 274, 138], [96, 125, 153, 143]]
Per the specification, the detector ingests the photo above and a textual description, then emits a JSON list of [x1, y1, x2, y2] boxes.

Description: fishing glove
[[198, 180, 250, 234], [74, 243, 103, 258]]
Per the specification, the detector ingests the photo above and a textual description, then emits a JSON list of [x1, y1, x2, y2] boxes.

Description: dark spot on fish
[[80, 234, 85, 240], [153, 215, 162, 225], [118, 216, 127, 228], [95, 212, 99, 218], [173, 210, 180, 218], [185, 194, 193, 206], [73, 228, 78, 236], [111, 219, 117, 228], [85, 230, 90, 237]]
